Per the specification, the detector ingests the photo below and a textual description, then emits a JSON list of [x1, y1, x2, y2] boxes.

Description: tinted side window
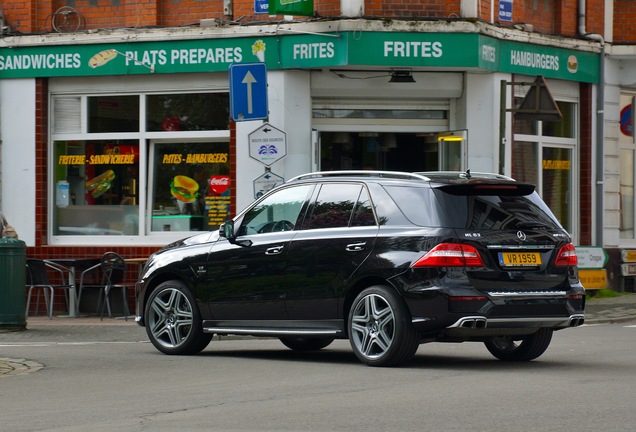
[[382, 185, 449, 227], [351, 188, 376, 227], [238, 185, 312, 235], [306, 183, 372, 229]]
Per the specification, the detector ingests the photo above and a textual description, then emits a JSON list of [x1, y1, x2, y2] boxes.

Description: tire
[[348, 285, 420, 367], [280, 336, 335, 351], [484, 328, 554, 361], [145, 280, 212, 355]]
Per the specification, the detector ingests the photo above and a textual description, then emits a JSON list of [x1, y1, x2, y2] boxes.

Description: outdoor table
[[124, 257, 147, 280], [46, 257, 101, 317]]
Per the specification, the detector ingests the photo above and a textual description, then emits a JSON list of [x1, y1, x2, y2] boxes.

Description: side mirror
[[220, 220, 235, 240], [220, 220, 252, 247]]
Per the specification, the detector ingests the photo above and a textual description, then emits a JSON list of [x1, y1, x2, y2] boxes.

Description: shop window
[[543, 102, 575, 138], [514, 101, 575, 138], [619, 93, 636, 240], [52, 97, 81, 134], [313, 108, 446, 120], [50, 90, 231, 243], [88, 96, 139, 133], [511, 98, 577, 235], [620, 149, 635, 239], [511, 141, 538, 185], [146, 93, 230, 131], [53, 140, 140, 235], [150, 141, 231, 232]]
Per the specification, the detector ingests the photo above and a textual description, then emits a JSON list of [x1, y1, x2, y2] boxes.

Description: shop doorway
[[318, 131, 466, 172], [541, 146, 573, 233]]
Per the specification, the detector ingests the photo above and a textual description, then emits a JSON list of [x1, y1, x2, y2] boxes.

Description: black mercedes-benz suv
[[135, 170, 585, 366]]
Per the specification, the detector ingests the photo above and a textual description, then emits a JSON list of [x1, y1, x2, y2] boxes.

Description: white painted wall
[[235, 70, 312, 212], [0, 79, 36, 246], [341, 0, 364, 17], [464, 73, 502, 173]]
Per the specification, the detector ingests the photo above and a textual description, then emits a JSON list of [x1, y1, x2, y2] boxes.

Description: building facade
[[2, 0, 633, 297]]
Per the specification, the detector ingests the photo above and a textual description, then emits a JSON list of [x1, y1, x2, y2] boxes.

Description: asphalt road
[[1, 322, 635, 432]]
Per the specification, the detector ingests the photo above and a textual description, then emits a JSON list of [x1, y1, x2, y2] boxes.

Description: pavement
[[1, 293, 635, 376]]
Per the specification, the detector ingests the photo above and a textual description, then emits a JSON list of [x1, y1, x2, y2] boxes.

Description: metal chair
[[77, 251, 131, 320], [25, 259, 75, 319]]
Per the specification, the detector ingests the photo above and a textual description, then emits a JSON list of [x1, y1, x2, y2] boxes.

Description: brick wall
[[614, 0, 636, 42], [579, 83, 592, 246], [1, 0, 611, 36]]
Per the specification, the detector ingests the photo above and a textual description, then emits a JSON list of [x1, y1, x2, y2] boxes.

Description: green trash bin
[[0, 237, 27, 330]]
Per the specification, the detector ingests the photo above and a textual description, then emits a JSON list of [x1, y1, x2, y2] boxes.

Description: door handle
[[346, 242, 366, 252], [266, 245, 284, 255]]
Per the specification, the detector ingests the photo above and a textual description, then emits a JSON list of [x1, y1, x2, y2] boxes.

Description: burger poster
[[152, 141, 231, 230]]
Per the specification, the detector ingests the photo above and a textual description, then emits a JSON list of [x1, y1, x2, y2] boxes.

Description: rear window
[[434, 185, 563, 230], [383, 183, 563, 230]]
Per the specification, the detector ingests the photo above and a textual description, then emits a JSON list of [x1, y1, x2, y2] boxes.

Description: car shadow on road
[[195, 345, 579, 370]]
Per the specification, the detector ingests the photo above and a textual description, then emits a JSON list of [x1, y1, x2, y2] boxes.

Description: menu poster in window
[[207, 176, 231, 227], [152, 142, 230, 231]]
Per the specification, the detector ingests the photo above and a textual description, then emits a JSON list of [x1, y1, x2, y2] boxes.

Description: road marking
[[0, 341, 148, 347]]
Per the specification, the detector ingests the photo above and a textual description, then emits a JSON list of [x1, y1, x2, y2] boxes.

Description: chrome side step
[[203, 327, 340, 336]]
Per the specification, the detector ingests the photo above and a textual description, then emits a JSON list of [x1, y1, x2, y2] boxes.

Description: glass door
[[541, 146, 572, 232], [437, 130, 467, 171], [317, 131, 466, 172]]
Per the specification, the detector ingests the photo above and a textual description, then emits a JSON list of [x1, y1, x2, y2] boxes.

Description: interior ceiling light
[[389, 70, 416, 83]]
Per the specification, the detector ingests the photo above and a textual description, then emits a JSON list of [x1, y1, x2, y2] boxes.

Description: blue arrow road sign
[[229, 63, 268, 121]]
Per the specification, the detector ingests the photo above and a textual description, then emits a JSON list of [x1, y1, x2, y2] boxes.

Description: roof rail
[[415, 171, 515, 181], [287, 170, 431, 183]]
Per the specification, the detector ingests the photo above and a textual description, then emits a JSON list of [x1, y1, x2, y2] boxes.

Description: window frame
[[49, 89, 230, 246], [619, 92, 636, 243], [512, 97, 579, 242]]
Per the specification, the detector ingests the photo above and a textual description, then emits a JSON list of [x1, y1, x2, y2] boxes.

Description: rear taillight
[[555, 243, 578, 266], [413, 243, 485, 268]]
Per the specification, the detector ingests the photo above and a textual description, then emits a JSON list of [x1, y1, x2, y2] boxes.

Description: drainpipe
[[578, 0, 605, 246]]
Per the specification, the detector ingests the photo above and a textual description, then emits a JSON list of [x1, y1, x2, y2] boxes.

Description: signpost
[[576, 246, 608, 290], [248, 122, 287, 198], [229, 63, 268, 121], [248, 122, 287, 166], [253, 170, 285, 198]]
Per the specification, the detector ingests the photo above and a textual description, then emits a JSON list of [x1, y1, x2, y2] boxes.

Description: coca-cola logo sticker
[[209, 175, 230, 195]]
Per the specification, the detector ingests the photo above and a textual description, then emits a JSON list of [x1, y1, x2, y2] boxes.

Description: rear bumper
[[406, 286, 585, 338], [441, 313, 584, 337]]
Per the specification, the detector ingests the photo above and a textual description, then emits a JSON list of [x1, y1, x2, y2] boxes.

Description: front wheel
[[484, 328, 553, 361], [145, 280, 212, 355], [348, 286, 419, 367]]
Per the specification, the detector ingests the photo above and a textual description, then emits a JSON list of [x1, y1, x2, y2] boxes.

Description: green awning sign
[[268, 0, 314, 16], [0, 31, 600, 83]]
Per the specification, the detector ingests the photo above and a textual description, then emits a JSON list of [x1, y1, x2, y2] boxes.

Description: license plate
[[498, 252, 542, 266]]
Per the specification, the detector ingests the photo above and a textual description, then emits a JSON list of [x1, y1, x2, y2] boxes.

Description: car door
[[285, 182, 379, 320], [206, 184, 313, 320]]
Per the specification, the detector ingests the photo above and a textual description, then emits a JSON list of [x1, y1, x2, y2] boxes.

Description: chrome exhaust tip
[[568, 315, 585, 327], [451, 317, 488, 329]]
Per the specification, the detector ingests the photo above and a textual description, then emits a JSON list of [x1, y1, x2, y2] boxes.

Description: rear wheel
[[280, 337, 335, 351], [484, 328, 553, 361], [348, 285, 419, 367], [145, 280, 212, 355]]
